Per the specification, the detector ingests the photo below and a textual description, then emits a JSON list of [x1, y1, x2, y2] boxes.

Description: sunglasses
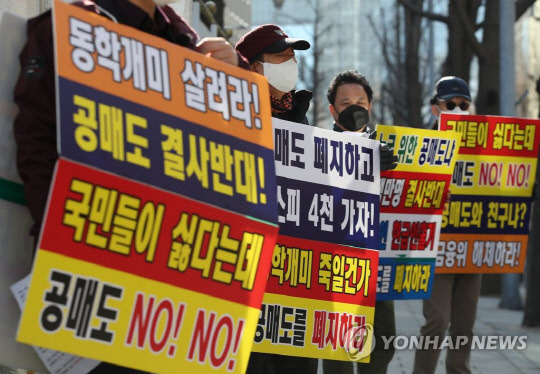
[[440, 100, 470, 111]]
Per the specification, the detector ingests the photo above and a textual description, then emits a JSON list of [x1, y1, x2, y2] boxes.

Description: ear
[[250, 61, 259, 72], [329, 104, 337, 117], [431, 104, 439, 117]]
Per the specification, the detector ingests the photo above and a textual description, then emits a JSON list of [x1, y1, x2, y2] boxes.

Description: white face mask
[[260, 59, 298, 93], [153, 0, 178, 5]]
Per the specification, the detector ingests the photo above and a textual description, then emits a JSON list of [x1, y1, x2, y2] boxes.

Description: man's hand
[[196, 37, 239, 66], [380, 143, 399, 172], [369, 131, 398, 172]]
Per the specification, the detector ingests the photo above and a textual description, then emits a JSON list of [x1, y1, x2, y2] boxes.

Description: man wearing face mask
[[429, 76, 472, 126], [323, 70, 397, 374], [13, 1, 248, 373], [235, 24, 318, 374], [235, 24, 313, 125], [328, 70, 399, 173], [413, 76, 481, 374]]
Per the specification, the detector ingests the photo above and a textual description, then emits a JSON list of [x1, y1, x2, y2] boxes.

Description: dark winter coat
[[272, 89, 313, 125]]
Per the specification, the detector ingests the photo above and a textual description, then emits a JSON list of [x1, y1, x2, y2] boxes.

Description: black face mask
[[337, 105, 370, 131]]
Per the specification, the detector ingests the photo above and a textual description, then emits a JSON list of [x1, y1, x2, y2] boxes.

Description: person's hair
[[327, 70, 373, 105]]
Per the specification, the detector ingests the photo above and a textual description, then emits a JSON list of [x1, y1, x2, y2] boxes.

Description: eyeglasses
[[439, 100, 470, 111]]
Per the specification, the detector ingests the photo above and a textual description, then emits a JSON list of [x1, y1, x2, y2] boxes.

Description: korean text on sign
[[273, 118, 380, 249], [253, 235, 378, 361], [375, 124, 460, 298], [438, 113, 540, 274], [57, 1, 273, 147]]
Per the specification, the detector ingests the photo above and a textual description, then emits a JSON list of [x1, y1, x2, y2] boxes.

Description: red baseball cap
[[235, 24, 310, 62]]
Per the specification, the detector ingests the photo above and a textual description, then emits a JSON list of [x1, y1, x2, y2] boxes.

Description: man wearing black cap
[[413, 76, 480, 374], [236, 24, 313, 125], [429, 76, 472, 127]]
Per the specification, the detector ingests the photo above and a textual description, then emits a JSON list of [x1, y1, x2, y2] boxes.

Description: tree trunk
[[476, 0, 500, 115], [403, 0, 424, 128], [442, 0, 480, 81]]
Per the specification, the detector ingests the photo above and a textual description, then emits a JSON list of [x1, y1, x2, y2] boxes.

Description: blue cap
[[433, 76, 471, 101]]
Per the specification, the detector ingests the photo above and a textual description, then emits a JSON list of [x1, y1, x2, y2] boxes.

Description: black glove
[[368, 131, 398, 172], [380, 143, 399, 171]]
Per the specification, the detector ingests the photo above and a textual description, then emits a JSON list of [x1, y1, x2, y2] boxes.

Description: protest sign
[[253, 235, 378, 362], [437, 114, 539, 273], [18, 2, 278, 372], [376, 124, 461, 298], [19, 159, 277, 372], [55, 1, 275, 222], [273, 118, 380, 249], [252, 118, 379, 361]]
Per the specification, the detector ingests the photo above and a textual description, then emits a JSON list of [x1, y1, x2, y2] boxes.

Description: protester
[[235, 23, 319, 374], [327, 70, 398, 172], [429, 76, 472, 126], [13, 1, 248, 372], [324, 70, 397, 374], [413, 76, 481, 374], [236, 24, 313, 125]]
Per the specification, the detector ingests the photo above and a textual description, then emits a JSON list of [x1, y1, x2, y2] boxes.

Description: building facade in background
[[187, 0, 251, 45], [223, 0, 251, 44], [516, 1, 540, 119], [1, 0, 50, 18], [316, 0, 383, 128]]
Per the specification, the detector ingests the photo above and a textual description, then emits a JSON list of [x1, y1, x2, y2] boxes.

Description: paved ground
[[313, 296, 540, 374], [3, 297, 539, 374], [386, 296, 540, 374]]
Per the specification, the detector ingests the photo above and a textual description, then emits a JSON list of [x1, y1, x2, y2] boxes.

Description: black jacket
[[272, 90, 313, 125]]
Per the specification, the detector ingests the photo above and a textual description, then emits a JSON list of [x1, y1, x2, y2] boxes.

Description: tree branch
[[397, 0, 449, 24], [455, 0, 488, 60], [367, 14, 400, 77]]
